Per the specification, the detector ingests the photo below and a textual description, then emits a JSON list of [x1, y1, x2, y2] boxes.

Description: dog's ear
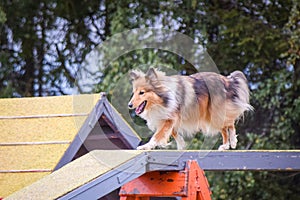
[[129, 70, 139, 81], [145, 68, 157, 82]]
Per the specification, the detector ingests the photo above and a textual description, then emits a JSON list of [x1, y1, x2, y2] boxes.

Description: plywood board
[[6, 150, 141, 200]]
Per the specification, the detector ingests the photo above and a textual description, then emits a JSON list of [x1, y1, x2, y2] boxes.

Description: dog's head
[[128, 68, 165, 116]]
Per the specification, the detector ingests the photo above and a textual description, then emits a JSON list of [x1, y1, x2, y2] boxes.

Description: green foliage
[[0, 6, 6, 24], [207, 171, 300, 200], [283, 0, 300, 65], [189, 1, 300, 199], [0, 0, 104, 96]]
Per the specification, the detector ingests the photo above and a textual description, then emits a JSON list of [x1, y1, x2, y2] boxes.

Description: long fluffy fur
[[128, 68, 253, 150]]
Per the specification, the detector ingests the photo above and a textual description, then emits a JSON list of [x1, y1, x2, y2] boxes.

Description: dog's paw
[[218, 143, 230, 151], [230, 134, 238, 149], [137, 143, 153, 150]]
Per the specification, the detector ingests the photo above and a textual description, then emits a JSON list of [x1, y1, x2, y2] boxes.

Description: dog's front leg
[[137, 119, 174, 150]]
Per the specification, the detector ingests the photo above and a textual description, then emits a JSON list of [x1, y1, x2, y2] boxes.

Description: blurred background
[[0, 1, 299, 199]]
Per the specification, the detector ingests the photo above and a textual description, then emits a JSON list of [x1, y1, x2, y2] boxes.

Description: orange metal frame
[[119, 160, 212, 200]]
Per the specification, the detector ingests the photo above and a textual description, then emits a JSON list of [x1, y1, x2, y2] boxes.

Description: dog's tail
[[228, 71, 253, 112]]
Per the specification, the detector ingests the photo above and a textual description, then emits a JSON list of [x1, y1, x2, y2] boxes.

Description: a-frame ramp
[[6, 150, 143, 200], [6, 150, 300, 199], [0, 93, 141, 198], [54, 93, 141, 171]]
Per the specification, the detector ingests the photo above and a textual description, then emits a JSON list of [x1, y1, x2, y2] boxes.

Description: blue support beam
[[59, 150, 300, 200]]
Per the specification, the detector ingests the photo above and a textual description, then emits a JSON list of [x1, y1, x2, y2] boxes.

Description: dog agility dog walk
[[128, 68, 253, 150]]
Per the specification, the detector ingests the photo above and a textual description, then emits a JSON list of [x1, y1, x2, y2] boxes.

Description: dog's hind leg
[[228, 125, 238, 149], [218, 127, 230, 150], [172, 131, 186, 150]]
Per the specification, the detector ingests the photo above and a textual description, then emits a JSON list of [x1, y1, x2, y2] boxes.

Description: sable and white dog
[[128, 68, 252, 150]]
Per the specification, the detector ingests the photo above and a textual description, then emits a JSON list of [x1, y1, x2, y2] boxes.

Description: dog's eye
[[139, 91, 145, 95]]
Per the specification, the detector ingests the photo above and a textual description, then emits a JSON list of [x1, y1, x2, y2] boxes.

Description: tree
[[200, 1, 300, 199], [0, 0, 105, 97]]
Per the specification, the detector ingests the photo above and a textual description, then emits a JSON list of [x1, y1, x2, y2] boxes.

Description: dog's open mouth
[[135, 101, 147, 115]]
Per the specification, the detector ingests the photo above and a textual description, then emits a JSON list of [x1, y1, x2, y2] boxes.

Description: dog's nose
[[128, 103, 133, 109]]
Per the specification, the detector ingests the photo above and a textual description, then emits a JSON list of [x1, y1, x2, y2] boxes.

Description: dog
[[128, 68, 253, 150]]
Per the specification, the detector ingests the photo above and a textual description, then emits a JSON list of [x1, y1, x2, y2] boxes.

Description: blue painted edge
[[58, 151, 300, 199]]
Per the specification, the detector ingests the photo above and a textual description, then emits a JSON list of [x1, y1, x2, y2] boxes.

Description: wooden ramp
[[6, 150, 142, 200], [6, 150, 300, 200], [0, 93, 141, 197], [0, 94, 98, 197]]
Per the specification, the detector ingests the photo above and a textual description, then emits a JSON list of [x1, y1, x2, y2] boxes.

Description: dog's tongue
[[135, 102, 145, 115], [135, 104, 143, 115]]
